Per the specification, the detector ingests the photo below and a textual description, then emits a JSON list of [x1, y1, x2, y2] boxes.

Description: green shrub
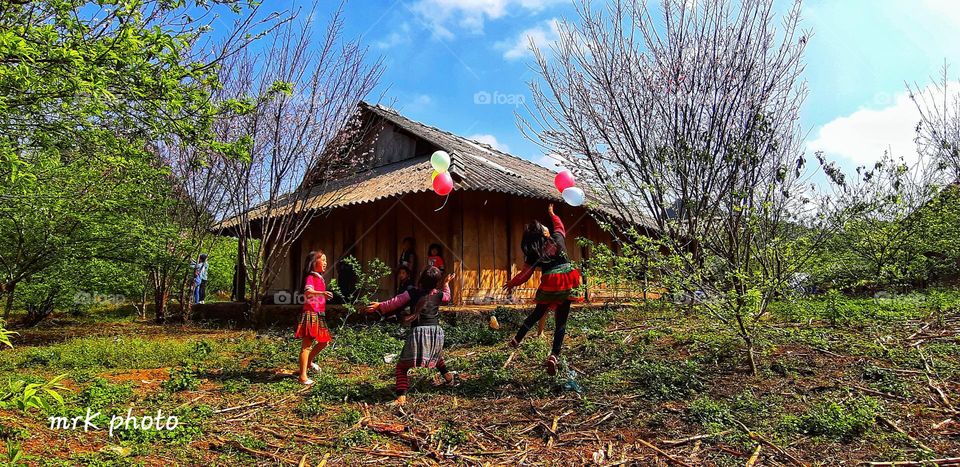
[[247, 338, 299, 370], [824, 290, 859, 325], [626, 360, 703, 401], [433, 421, 469, 447], [861, 364, 912, 397], [189, 340, 214, 361], [77, 378, 133, 411], [443, 317, 508, 348], [331, 326, 403, 366], [458, 352, 511, 396], [688, 396, 729, 427], [337, 429, 376, 448], [787, 397, 880, 441], [298, 397, 327, 418], [300, 373, 386, 406], [333, 407, 362, 426], [162, 367, 201, 392], [220, 377, 250, 394], [586, 370, 627, 393], [17, 337, 198, 370], [111, 404, 210, 445]]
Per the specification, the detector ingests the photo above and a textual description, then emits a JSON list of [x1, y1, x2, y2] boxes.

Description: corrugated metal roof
[[216, 102, 655, 230]]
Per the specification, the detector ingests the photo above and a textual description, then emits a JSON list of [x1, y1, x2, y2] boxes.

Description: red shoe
[[545, 355, 558, 376]]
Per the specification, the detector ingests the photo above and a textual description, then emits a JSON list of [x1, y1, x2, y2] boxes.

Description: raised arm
[[550, 213, 566, 238], [440, 283, 451, 304], [547, 203, 565, 237], [372, 291, 412, 316], [440, 273, 455, 304]]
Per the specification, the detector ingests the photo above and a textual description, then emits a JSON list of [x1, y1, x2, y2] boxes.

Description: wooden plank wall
[[275, 191, 621, 305]]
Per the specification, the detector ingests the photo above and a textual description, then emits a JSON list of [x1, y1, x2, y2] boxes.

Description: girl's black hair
[[419, 266, 442, 290], [198, 254, 207, 262], [301, 250, 325, 291], [428, 243, 442, 256], [521, 221, 549, 265], [397, 265, 411, 276]]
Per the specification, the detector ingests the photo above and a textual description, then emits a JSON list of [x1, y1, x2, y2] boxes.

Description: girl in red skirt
[[296, 250, 333, 385], [502, 203, 583, 376]]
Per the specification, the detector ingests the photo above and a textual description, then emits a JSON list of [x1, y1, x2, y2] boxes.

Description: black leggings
[[514, 300, 572, 356]]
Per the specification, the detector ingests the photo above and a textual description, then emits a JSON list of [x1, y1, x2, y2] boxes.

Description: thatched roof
[[216, 102, 654, 231]]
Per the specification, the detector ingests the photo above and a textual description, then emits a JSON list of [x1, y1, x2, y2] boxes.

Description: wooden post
[[505, 196, 513, 304], [235, 235, 247, 302]]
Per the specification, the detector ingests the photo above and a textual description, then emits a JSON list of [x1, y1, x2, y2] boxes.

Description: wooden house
[[221, 102, 653, 306]]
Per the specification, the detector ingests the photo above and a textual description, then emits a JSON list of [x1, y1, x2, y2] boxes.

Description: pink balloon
[[433, 171, 454, 196], [554, 170, 575, 193]]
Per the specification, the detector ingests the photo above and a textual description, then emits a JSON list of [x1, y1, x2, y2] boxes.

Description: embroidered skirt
[[295, 311, 332, 342], [535, 264, 584, 305], [399, 325, 445, 368]]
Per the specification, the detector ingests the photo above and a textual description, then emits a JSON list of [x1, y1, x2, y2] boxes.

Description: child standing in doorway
[[398, 237, 417, 273], [296, 250, 333, 385], [426, 243, 445, 274]]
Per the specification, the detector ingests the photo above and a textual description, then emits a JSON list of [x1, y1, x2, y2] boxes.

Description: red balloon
[[433, 171, 454, 196], [554, 170, 575, 193]]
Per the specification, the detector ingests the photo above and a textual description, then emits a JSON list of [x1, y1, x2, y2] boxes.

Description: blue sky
[[284, 0, 960, 172]]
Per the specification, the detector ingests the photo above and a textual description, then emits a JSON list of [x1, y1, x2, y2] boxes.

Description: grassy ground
[[1, 294, 958, 466]]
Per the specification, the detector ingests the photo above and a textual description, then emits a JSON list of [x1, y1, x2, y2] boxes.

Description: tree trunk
[[139, 277, 149, 319], [2, 283, 16, 321], [154, 288, 168, 324], [152, 272, 169, 324], [250, 299, 265, 329], [236, 236, 247, 301], [179, 276, 191, 323], [734, 305, 758, 376]]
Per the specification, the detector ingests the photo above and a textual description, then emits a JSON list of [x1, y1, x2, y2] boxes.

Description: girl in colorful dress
[[366, 267, 456, 405], [502, 203, 583, 376], [296, 250, 333, 385]]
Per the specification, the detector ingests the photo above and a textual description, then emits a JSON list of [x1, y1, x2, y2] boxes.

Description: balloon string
[[434, 193, 450, 211]]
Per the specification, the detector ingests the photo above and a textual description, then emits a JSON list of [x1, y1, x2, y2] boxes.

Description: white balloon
[[562, 186, 585, 206]]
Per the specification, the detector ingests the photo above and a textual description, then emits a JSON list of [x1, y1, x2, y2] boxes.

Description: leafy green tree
[[0, 140, 164, 319], [0, 0, 282, 321], [0, 0, 273, 175], [812, 154, 960, 291]]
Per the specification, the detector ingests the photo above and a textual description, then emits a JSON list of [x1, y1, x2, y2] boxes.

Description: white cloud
[[411, 0, 563, 39], [920, 0, 960, 24], [376, 22, 412, 49], [533, 153, 567, 170], [496, 18, 560, 60], [468, 133, 510, 152], [407, 94, 434, 111], [806, 91, 921, 167]]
